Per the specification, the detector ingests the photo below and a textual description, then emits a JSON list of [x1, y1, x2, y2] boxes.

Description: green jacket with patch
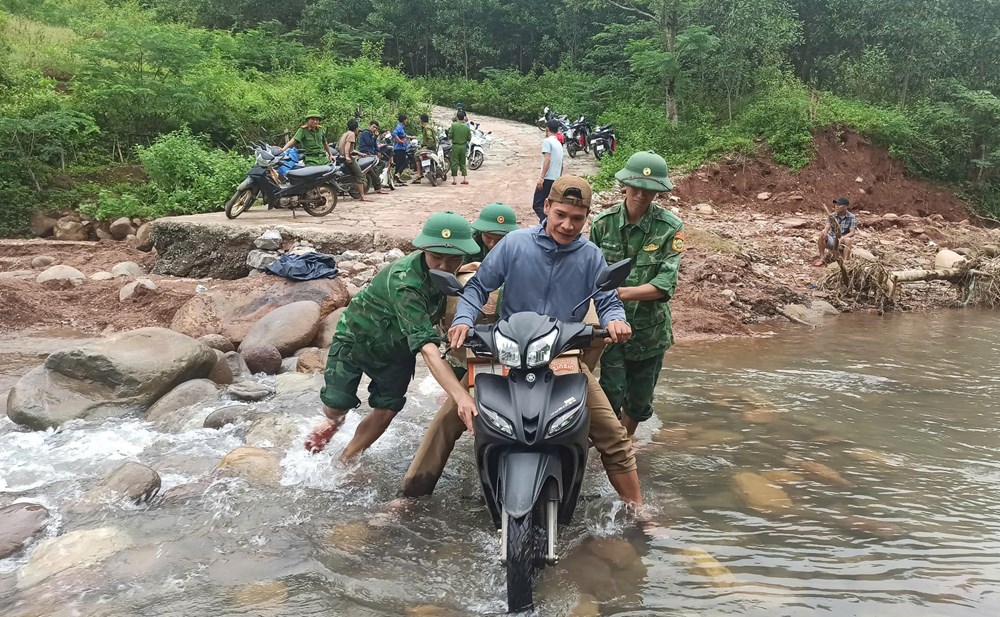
[[589, 201, 684, 358], [292, 125, 328, 166], [334, 251, 445, 359]]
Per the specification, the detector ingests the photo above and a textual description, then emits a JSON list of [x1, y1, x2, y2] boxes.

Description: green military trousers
[[450, 143, 468, 176], [598, 345, 666, 423]]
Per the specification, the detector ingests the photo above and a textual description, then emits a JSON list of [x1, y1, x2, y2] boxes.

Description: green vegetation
[[1, 0, 998, 236]]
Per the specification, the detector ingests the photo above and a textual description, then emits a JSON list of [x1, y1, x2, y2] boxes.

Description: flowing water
[[1, 309, 999, 616]]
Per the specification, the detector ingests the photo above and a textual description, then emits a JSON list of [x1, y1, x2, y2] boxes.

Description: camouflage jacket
[[589, 201, 684, 358], [334, 251, 445, 358]]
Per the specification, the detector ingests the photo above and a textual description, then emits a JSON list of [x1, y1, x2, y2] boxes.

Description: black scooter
[[327, 144, 380, 200], [224, 144, 340, 219], [430, 259, 633, 614]]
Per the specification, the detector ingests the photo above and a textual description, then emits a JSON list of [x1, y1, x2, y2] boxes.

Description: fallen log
[[887, 268, 966, 297]]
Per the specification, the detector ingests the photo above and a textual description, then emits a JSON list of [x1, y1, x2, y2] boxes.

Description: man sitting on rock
[[814, 197, 857, 266], [304, 212, 479, 462]]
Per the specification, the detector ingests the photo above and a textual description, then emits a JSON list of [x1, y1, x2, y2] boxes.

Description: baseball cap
[[548, 175, 593, 209], [833, 197, 850, 206]]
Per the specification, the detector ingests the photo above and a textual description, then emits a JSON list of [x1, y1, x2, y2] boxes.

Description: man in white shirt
[[532, 118, 564, 221]]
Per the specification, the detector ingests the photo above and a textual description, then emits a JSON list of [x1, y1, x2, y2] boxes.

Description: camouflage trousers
[[598, 345, 666, 423]]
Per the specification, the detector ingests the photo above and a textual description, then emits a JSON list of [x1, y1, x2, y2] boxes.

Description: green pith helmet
[[471, 203, 519, 235], [304, 111, 323, 121], [615, 151, 673, 192], [413, 211, 480, 255]]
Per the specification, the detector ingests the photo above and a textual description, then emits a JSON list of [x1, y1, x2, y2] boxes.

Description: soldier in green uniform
[[462, 202, 519, 266], [589, 151, 684, 436], [447, 111, 472, 185], [281, 111, 334, 166], [412, 113, 439, 184], [304, 212, 480, 462]]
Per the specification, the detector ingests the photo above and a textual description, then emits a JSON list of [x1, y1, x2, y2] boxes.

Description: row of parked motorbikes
[[224, 124, 490, 219], [536, 107, 617, 160]]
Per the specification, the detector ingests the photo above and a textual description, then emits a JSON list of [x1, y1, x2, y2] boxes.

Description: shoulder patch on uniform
[[671, 232, 685, 252]]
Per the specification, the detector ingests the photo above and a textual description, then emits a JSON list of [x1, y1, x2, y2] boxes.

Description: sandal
[[812, 259, 825, 267], [461, 180, 469, 185], [412, 178, 422, 184]]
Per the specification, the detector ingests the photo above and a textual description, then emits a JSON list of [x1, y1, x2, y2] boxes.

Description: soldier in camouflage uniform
[[305, 211, 480, 462], [461, 202, 519, 268], [589, 151, 684, 436]]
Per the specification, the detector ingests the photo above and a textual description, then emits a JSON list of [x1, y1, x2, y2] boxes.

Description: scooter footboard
[[500, 451, 562, 519]]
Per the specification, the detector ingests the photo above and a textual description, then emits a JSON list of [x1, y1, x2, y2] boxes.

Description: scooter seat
[[356, 155, 377, 168], [286, 165, 332, 180]]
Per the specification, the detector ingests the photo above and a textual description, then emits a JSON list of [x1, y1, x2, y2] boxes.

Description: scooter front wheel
[[302, 185, 337, 217], [427, 162, 438, 186], [224, 186, 257, 219], [506, 513, 536, 613], [567, 141, 578, 159]]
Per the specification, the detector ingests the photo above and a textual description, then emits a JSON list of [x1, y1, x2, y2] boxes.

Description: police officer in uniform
[[589, 151, 684, 436]]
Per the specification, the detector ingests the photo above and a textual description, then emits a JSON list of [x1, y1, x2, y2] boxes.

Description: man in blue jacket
[[399, 175, 643, 505], [358, 120, 386, 194]]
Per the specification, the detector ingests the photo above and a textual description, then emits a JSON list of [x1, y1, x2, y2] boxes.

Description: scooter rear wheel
[[427, 162, 438, 187], [567, 141, 578, 159], [506, 513, 536, 613], [224, 187, 257, 219], [469, 150, 484, 170], [302, 185, 337, 217]]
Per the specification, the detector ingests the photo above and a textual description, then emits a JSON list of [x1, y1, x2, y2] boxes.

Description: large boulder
[[170, 278, 349, 344], [135, 222, 154, 252], [215, 446, 282, 486], [0, 503, 50, 559], [17, 527, 133, 590], [730, 472, 793, 514], [7, 327, 217, 430], [312, 307, 346, 348], [198, 334, 235, 353], [53, 217, 90, 241], [241, 344, 282, 375], [82, 462, 161, 505], [30, 211, 58, 237], [208, 350, 235, 385], [109, 217, 136, 240], [36, 265, 85, 288], [238, 301, 321, 357], [223, 350, 252, 381], [111, 261, 143, 278], [145, 378, 221, 430], [204, 405, 261, 429]]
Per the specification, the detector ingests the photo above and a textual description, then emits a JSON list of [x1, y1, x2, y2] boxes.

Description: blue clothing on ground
[[359, 129, 378, 155], [265, 252, 339, 281], [453, 224, 627, 328], [393, 123, 407, 151]]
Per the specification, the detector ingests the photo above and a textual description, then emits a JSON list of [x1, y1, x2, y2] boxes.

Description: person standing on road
[[447, 111, 472, 185], [359, 120, 387, 194], [532, 119, 564, 222], [589, 151, 683, 436], [281, 111, 334, 166], [338, 118, 367, 202], [413, 113, 438, 184], [392, 114, 410, 185]]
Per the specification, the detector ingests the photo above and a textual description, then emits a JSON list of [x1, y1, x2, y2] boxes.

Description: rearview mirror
[[596, 259, 632, 291], [429, 270, 464, 296]]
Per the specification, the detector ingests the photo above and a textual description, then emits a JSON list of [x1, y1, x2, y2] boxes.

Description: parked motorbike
[[565, 116, 591, 159], [417, 136, 449, 186], [589, 124, 617, 160], [468, 122, 491, 170], [429, 259, 633, 614], [224, 144, 340, 219], [537, 106, 569, 132], [328, 144, 379, 199]]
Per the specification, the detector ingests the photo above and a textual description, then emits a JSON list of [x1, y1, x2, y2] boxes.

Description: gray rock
[[208, 349, 235, 385], [238, 301, 321, 357], [17, 527, 133, 590], [95, 227, 115, 241], [30, 255, 57, 269], [109, 217, 136, 240], [119, 278, 156, 302], [279, 357, 299, 373], [346, 283, 361, 297], [36, 265, 85, 287], [756, 192, 772, 200], [693, 203, 716, 215], [246, 249, 279, 270], [111, 261, 143, 278], [275, 372, 319, 395], [145, 378, 221, 430], [223, 350, 252, 381], [809, 300, 840, 316], [241, 344, 282, 375], [160, 480, 211, 506], [288, 245, 316, 256], [29, 211, 58, 237], [340, 250, 365, 261], [312, 307, 346, 348], [135, 222, 154, 252], [851, 247, 877, 261], [0, 503, 50, 559], [246, 414, 302, 449], [87, 462, 161, 504], [90, 271, 114, 281], [204, 405, 260, 429], [228, 381, 275, 402], [780, 218, 809, 229], [254, 229, 283, 250], [7, 327, 218, 430], [198, 333, 235, 353], [384, 248, 405, 261], [53, 218, 90, 241]]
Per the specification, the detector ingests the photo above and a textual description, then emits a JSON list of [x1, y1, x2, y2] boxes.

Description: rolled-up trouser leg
[[398, 397, 467, 497], [582, 365, 637, 475]]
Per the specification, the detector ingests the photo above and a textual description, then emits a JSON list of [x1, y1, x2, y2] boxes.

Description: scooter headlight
[[546, 404, 584, 438], [494, 331, 521, 368], [480, 405, 514, 436], [525, 329, 558, 368]]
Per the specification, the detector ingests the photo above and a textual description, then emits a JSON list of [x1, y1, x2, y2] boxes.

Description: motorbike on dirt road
[[565, 116, 591, 159], [328, 144, 380, 200], [441, 124, 491, 172], [589, 124, 617, 160], [429, 259, 633, 614], [224, 145, 340, 219]]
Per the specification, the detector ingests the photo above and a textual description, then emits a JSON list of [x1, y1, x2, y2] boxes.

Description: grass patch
[[2, 14, 79, 74]]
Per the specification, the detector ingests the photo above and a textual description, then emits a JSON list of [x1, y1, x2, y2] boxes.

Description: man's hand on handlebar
[[448, 324, 470, 350], [605, 320, 632, 343]]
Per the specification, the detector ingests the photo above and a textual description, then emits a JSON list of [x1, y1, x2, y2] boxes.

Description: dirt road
[[162, 106, 598, 242]]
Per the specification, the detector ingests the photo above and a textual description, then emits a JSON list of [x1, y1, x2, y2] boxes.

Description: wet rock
[[584, 537, 640, 569], [569, 593, 600, 617], [36, 264, 85, 288], [326, 521, 373, 553], [254, 229, 283, 250], [655, 427, 689, 445], [135, 222, 154, 251], [86, 461, 161, 505], [312, 307, 345, 348], [30, 255, 57, 269], [785, 455, 853, 488], [731, 472, 794, 514], [241, 344, 282, 375], [741, 408, 783, 424], [216, 446, 281, 486], [934, 249, 967, 270], [246, 249, 279, 271], [781, 303, 812, 322], [238, 301, 321, 357], [109, 217, 135, 240], [245, 414, 302, 449], [278, 357, 299, 373], [810, 299, 839, 316], [230, 580, 288, 610], [208, 350, 235, 385], [760, 470, 803, 485], [680, 547, 733, 587], [204, 404, 260, 429], [145, 378, 221, 429], [0, 503, 50, 559], [90, 271, 114, 281], [119, 278, 156, 302], [30, 211, 58, 237], [832, 513, 906, 539], [224, 350, 252, 381], [275, 372, 319, 395], [7, 327, 217, 430], [18, 527, 133, 589], [295, 347, 327, 373], [228, 380, 275, 401], [160, 480, 212, 506], [198, 333, 235, 353], [692, 428, 743, 444], [53, 218, 89, 241], [170, 278, 348, 343], [111, 261, 143, 278], [844, 447, 902, 467]]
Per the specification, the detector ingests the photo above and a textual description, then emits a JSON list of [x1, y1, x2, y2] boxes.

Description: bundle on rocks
[[959, 255, 1000, 308], [819, 259, 895, 313]]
